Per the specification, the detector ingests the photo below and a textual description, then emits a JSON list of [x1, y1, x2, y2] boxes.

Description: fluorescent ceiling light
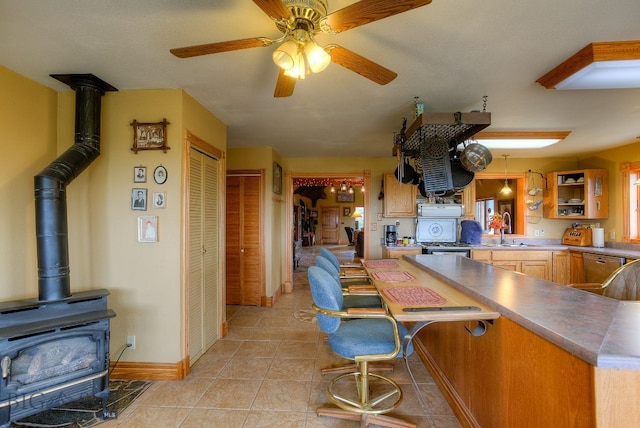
[[537, 41, 640, 89], [473, 131, 570, 149]]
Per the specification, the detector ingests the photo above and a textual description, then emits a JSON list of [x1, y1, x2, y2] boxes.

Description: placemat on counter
[[371, 270, 415, 282], [363, 260, 399, 269], [381, 286, 447, 306]]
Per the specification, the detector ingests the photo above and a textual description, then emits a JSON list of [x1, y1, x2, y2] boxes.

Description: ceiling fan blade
[[327, 45, 397, 85], [326, 0, 433, 33], [252, 0, 290, 20], [170, 37, 270, 58], [274, 69, 296, 98]]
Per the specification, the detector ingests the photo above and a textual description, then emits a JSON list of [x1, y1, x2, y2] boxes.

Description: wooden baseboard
[[109, 359, 189, 381], [413, 339, 479, 428]]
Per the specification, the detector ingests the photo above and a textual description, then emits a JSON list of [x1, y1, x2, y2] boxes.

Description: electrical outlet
[[609, 231, 616, 240], [370, 223, 377, 231], [540, 229, 545, 236], [126, 335, 136, 350], [534, 229, 540, 237]]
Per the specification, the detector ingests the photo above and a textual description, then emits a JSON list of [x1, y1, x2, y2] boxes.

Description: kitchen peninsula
[[403, 254, 640, 428]]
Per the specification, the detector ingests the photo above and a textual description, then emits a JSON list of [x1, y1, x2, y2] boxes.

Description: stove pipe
[[34, 74, 117, 302]]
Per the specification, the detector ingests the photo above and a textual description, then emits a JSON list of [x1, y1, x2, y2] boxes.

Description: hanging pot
[[451, 158, 475, 190], [394, 157, 416, 183], [460, 143, 492, 172]]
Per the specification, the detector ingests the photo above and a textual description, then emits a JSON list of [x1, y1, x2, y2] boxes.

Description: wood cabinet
[[552, 251, 570, 284], [383, 173, 416, 217], [543, 169, 608, 219], [417, 317, 595, 427], [382, 247, 422, 259], [570, 251, 585, 283], [472, 250, 552, 281]]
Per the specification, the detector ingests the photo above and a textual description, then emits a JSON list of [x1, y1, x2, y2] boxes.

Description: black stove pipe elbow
[[34, 74, 116, 302]]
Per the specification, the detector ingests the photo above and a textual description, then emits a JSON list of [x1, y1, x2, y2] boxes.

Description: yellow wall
[[1, 66, 227, 366], [0, 66, 58, 299]]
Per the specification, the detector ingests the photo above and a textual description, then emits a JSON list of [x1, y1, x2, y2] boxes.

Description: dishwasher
[[583, 253, 626, 283]]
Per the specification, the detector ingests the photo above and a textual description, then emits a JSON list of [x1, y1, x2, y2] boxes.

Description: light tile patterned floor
[[103, 245, 462, 427]]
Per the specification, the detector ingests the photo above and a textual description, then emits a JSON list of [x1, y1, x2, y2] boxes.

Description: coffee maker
[[384, 225, 397, 246]]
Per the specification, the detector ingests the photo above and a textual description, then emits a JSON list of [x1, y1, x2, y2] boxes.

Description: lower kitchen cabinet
[[552, 251, 570, 284], [382, 247, 422, 258], [472, 250, 552, 281]]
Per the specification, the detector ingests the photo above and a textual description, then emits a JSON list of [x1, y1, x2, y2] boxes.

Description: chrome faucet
[[500, 211, 512, 244]]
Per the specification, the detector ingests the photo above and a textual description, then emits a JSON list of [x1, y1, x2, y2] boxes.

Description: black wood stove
[[0, 74, 116, 427]]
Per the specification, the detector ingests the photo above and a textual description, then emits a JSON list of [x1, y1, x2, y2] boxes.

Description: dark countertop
[[404, 254, 640, 370], [470, 242, 640, 260]]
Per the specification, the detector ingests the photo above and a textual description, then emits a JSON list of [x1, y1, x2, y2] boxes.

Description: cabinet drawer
[[491, 250, 551, 261]]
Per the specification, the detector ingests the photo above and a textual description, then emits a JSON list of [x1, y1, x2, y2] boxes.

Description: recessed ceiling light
[[537, 41, 640, 90], [473, 131, 570, 149]]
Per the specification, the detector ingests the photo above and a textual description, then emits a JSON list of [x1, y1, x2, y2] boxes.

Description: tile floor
[[103, 245, 462, 427]]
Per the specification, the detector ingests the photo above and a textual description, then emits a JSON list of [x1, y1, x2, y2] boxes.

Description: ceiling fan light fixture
[[305, 41, 331, 73], [272, 40, 299, 70]]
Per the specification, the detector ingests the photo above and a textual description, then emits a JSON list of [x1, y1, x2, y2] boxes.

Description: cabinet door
[[552, 251, 570, 284], [383, 173, 416, 217], [570, 252, 585, 283], [521, 260, 550, 280]]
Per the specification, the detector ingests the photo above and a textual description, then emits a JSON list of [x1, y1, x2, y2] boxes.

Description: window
[[622, 162, 640, 243]]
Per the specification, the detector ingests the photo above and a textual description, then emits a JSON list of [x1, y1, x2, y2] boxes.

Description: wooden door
[[321, 207, 340, 244], [188, 147, 220, 364], [226, 172, 264, 305]]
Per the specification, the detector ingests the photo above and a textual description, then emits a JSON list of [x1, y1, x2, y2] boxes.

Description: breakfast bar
[[384, 255, 640, 428]]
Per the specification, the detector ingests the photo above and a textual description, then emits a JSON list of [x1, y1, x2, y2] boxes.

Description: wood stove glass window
[[10, 336, 98, 386]]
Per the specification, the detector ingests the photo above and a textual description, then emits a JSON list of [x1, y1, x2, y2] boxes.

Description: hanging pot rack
[[393, 111, 492, 158]]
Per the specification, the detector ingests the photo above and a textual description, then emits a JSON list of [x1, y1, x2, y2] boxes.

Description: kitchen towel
[[461, 220, 483, 245]]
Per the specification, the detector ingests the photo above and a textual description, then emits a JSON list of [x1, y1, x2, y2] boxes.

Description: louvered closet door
[[226, 173, 263, 305], [188, 148, 220, 364]]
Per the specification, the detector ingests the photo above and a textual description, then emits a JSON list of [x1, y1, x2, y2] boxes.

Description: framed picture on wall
[[138, 215, 158, 243], [343, 207, 351, 216], [133, 166, 146, 183], [336, 190, 355, 203], [130, 119, 171, 153], [131, 188, 147, 211]]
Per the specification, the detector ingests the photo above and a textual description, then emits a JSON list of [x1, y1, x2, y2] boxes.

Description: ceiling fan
[[170, 0, 433, 97]]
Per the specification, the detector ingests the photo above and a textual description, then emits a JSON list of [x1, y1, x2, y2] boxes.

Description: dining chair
[[315, 255, 373, 288], [319, 246, 367, 278], [307, 266, 415, 428]]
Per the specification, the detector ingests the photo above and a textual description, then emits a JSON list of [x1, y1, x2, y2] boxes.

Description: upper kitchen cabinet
[[383, 173, 416, 217], [543, 169, 608, 219]]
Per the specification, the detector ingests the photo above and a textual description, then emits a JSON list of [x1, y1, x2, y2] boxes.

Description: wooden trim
[[537, 41, 640, 89], [472, 172, 526, 235], [285, 170, 371, 290], [109, 360, 189, 381]]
